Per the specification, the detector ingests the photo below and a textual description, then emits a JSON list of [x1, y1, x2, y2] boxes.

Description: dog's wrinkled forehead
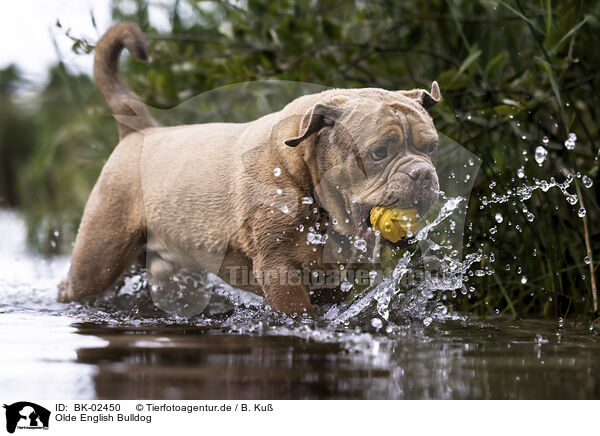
[[332, 94, 437, 152], [395, 101, 439, 152], [283, 83, 441, 154]]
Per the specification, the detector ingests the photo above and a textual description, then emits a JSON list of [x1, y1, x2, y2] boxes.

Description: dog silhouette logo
[[3, 402, 50, 433]]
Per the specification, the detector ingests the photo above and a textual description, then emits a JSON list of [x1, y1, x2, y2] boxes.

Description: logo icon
[[3, 402, 50, 434]]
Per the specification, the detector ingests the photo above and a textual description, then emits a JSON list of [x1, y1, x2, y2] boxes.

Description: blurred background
[[1, 0, 598, 318]]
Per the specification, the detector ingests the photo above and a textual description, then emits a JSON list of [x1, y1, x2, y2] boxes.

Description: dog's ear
[[284, 103, 341, 147], [397, 81, 441, 110]]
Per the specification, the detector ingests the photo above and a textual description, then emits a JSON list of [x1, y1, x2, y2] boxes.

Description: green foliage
[[1, 0, 599, 317], [0, 66, 36, 207], [0, 63, 118, 252]]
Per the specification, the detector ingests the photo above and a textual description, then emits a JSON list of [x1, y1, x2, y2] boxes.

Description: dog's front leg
[[252, 255, 312, 314]]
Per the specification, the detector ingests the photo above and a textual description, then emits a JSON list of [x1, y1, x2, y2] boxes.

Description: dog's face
[[285, 84, 441, 242]]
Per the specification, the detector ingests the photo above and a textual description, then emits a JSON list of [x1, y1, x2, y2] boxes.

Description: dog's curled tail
[[94, 23, 155, 140]]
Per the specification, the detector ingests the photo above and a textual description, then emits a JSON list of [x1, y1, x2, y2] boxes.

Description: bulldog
[[58, 23, 441, 314]]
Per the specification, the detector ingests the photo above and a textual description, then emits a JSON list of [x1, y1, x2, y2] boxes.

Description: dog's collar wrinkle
[[358, 155, 414, 201]]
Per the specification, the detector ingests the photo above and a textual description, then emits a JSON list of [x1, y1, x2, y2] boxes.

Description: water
[[1, 209, 600, 400]]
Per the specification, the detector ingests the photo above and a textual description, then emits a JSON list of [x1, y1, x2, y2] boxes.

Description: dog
[[58, 23, 441, 314]]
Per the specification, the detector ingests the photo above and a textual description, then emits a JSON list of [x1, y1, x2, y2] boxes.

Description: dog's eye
[[370, 146, 389, 161]]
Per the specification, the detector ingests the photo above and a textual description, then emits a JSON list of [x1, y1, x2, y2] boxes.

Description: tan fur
[[58, 23, 441, 314]]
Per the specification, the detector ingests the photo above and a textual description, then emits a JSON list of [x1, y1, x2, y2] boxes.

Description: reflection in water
[[75, 325, 373, 400], [68, 320, 600, 400]]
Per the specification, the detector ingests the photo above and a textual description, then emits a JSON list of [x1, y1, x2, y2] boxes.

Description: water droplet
[[521, 276, 528, 284], [564, 132, 577, 150], [541, 181, 551, 192], [307, 232, 327, 245], [280, 204, 289, 214], [517, 167, 525, 178], [273, 167, 281, 176], [353, 238, 367, 252], [301, 196, 313, 204], [542, 136, 549, 144], [584, 256, 591, 265], [495, 213, 503, 223], [582, 176, 593, 188], [341, 281, 353, 292], [534, 146, 548, 166], [371, 318, 383, 329], [423, 317, 433, 326], [578, 207, 586, 217], [489, 226, 497, 234], [362, 267, 374, 279], [276, 188, 283, 195], [526, 212, 535, 222]]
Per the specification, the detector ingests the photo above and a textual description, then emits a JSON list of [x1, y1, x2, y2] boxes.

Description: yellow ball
[[369, 207, 419, 243]]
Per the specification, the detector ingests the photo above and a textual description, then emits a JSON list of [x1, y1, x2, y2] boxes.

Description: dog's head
[[284, 83, 441, 243]]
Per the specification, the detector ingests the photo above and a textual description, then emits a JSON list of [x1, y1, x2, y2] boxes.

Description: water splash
[[482, 170, 592, 209], [0, 194, 479, 361], [329, 196, 468, 326]]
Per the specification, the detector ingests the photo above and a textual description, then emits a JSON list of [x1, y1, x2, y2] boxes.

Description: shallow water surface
[[1, 210, 599, 400]]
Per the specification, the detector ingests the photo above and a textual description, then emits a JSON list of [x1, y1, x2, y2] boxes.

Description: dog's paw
[[57, 280, 72, 303]]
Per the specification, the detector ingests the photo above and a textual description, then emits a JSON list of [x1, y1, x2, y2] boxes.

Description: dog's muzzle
[[380, 161, 439, 216], [405, 162, 439, 213]]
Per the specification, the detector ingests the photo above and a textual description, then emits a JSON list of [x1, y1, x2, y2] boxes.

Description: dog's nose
[[408, 167, 434, 182]]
